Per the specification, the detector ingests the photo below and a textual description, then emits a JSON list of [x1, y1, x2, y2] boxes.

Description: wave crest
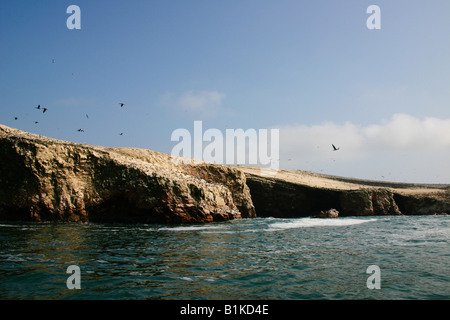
[[268, 218, 378, 231]]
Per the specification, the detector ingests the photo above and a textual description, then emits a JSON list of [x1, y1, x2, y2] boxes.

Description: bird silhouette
[[332, 144, 340, 151], [120, 133, 123, 136], [14, 117, 18, 120], [86, 114, 89, 119], [35, 121, 39, 124], [36, 105, 41, 110], [52, 59, 55, 63], [43, 108, 47, 113], [119, 103, 125, 107], [77, 129, 84, 132]]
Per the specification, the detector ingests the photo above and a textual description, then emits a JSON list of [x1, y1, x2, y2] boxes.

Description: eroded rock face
[[1, 124, 449, 223], [244, 171, 449, 218], [339, 188, 402, 216], [0, 124, 255, 224]]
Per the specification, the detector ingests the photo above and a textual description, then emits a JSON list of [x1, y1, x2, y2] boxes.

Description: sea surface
[[0, 215, 448, 300]]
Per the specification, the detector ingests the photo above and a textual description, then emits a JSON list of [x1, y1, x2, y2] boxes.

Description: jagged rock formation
[[1, 124, 449, 224], [0, 124, 255, 223]]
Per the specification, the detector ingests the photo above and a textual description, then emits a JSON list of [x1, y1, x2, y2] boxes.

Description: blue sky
[[1, 0, 449, 183]]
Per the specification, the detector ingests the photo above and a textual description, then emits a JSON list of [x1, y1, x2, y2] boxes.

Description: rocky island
[[1, 124, 449, 224]]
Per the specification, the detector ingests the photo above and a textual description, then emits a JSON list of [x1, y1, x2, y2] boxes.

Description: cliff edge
[[0, 124, 255, 223], [240, 167, 450, 217], [1, 124, 448, 224]]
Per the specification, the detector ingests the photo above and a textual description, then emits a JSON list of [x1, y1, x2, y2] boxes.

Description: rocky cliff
[[240, 167, 450, 218], [1, 124, 448, 224], [0, 124, 255, 223]]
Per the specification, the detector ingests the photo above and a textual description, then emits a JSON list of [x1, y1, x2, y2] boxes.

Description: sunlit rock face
[[1, 124, 448, 224], [0, 124, 255, 224]]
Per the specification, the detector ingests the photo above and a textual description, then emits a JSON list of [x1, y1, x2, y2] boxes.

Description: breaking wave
[[154, 217, 378, 233], [268, 217, 378, 231]]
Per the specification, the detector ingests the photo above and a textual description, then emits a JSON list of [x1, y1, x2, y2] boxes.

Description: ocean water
[[0, 215, 448, 300]]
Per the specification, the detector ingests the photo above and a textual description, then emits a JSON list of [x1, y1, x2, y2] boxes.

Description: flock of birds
[[14, 102, 126, 136], [11, 59, 408, 181], [12, 59, 344, 165], [76, 102, 125, 134], [13, 58, 127, 136], [14, 104, 47, 124]]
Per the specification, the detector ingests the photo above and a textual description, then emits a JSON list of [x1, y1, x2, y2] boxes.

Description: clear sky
[[1, 0, 449, 183]]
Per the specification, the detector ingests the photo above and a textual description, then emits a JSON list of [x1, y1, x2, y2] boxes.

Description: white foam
[[180, 277, 193, 281], [268, 217, 378, 231], [96, 259, 109, 264], [180, 276, 216, 282], [158, 225, 226, 232]]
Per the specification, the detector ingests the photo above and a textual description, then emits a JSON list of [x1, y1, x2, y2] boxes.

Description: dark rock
[[313, 208, 339, 218], [242, 169, 449, 218]]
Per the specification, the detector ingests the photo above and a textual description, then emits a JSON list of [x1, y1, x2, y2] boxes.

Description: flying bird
[[77, 129, 84, 132], [332, 144, 340, 151], [36, 105, 41, 110], [52, 59, 55, 63], [119, 103, 125, 107], [35, 121, 39, 124], [42, 108, 47, 113], [86, 114, 89, 119], [14, 117, 18, 120], [119, 133, 123, 136]]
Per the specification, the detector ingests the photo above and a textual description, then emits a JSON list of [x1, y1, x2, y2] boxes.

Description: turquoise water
[[0, 215, 448, 300]]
